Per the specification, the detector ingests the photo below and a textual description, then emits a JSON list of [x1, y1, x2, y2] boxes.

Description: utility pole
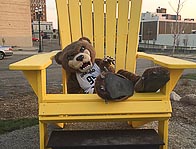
[[35, 6, 43, 52]]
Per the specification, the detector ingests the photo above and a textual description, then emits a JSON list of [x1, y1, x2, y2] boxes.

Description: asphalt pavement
[[11, 39, 196, 75], [13, 39, 61, 54]]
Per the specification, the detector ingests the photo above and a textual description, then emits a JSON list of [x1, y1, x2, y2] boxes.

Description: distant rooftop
[[142, 7, 182, 21]]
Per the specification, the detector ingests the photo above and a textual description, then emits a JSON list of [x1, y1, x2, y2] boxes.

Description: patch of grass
[[181, 74, 196, 80], [0, 118, 38, 135]]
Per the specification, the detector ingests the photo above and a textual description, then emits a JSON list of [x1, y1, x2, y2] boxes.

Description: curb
[[13, 51, 38, 55]]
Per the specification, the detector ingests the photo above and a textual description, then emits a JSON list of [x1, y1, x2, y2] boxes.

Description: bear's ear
[[55, 51, 63, 65], [79, 37, 92, 44]]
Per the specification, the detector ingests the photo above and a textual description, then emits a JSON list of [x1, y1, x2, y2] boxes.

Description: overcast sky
[[46, 0, 196, 29]]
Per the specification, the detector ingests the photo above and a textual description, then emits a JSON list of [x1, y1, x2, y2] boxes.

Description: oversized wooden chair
[[9, 0, 196, 149]]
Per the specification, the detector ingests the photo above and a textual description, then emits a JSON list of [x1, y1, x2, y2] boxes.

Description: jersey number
[[86, 76, 96, 85]]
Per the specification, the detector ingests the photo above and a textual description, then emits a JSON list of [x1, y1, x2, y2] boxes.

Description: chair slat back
[[56, 0, 142, 73]]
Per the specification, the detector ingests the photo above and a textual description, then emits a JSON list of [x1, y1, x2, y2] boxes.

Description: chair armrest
[[137, 52, 196, 69], [9, 51, 59, 70]]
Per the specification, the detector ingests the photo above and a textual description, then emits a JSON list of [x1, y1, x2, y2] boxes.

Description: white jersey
[[76, 63, 101, 94]]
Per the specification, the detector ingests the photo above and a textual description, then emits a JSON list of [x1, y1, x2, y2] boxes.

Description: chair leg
[[158, 120, 169, 149], [39, 121, 48, 149]]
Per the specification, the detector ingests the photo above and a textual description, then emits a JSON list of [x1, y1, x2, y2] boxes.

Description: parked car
[[32, 37, 39, 41], [43, 35, 50, 39], [0, 46, 13, 60]]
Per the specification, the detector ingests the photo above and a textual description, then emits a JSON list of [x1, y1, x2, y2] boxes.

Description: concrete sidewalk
[[12, 39, 61, 55], [13, 50, 38, 55], [12, 46, 50, 55]]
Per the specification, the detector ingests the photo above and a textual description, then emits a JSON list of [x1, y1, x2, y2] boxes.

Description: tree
[[169, 0, 187, 56]]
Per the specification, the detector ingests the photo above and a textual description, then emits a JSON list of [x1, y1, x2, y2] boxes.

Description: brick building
[[30, 0, 47, 22], [30, 0, 54, 40], [0, 0, 32, 47]]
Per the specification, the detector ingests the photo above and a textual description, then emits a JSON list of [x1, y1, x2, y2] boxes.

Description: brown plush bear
[[55, 37, 115, 94], [55, 37, 170, 101]]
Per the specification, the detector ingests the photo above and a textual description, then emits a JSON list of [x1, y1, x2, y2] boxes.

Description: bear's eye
[[67, 55, 74, 60], [80, 46, 85, 52]]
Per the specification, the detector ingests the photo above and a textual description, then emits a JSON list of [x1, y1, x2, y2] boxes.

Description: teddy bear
[[55, 37, 116, 94], [55, 37, 170, 101]]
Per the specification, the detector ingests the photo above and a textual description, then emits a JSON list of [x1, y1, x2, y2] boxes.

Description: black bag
[[134, 67, 170, 92], [95, 72, 134, 102]]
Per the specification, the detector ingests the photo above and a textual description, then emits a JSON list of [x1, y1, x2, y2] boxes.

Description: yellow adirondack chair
[[9, 0, 196, 149]]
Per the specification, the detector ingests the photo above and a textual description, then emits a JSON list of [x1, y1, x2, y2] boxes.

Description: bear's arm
[[67, 73, 84, 94], [95, 58, 115, 73]]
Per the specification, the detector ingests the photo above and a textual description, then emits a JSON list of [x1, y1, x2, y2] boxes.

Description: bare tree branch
[[168, 2, 177, 13], [168, 0, 188, 56]]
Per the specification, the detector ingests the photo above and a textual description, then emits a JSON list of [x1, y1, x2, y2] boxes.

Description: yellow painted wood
[[56, 0, 71, 49], [56, 123, 64, 128], [160, 69, 183, 99], [39, 122, 48, 149], [62, 69, 67, 94], [39, 101, 172, 116], [23, 71, 39, 96], [129, 120, 152, 128], [80, 0, 93, 42], [39, 113, 171, 122], [93, 0, 104, 58], [168, 69, 183, 93], [126, 0, 143, 72], [137, 52, 196, 69], [55, 0, 71, 95], [69, 0, 82, 41], [115, 0, 129, 71], [37, 70, 47, 102], [44, 92, 166, 102], [22, 70, 46, 101], [158, 120, 169, 149], [55, 0, 72, 96], [9, 51, 57, 70], [105, 0, 117, 58]]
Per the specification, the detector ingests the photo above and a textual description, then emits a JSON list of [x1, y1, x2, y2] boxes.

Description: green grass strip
[[181, 74, 196, 80], [0, 118, 38, 135]]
